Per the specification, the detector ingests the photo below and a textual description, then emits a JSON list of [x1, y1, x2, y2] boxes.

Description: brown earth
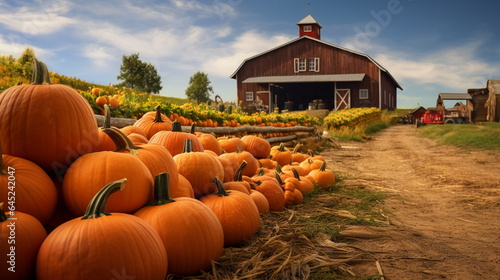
[[324, 125, 500, 280]]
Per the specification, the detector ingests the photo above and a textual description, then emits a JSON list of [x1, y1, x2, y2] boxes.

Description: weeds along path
[[323, 125, 500, 280]]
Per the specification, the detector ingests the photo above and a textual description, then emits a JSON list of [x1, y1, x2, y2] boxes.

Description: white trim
[[335, 88, 351, 111], [245, 91, 254, 101], [293, 58, 299, 73]]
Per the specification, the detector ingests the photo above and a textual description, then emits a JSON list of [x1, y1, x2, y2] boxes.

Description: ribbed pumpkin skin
[[0, 84, 98, 172], [200, 189, 260, 246], [173, 152, 224, 197], [149, 130, 204, 157], [0, 210, 47, 280], [62, 152, 153, 216], [241, 135, 271, 159], [132, 143, 179, 191], [0, 154, 57, 224], [196, 133, 222, 155], [253, 176, 285, 212], [135, 197, 224, 276], [133, 110, 172, 139], [36, 213, 167, 280], [249, 189, 270, 214]]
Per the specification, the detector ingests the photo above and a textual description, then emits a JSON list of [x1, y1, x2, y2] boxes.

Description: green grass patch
[[418, 122, 500, 150], [298, 176, 387, 240]]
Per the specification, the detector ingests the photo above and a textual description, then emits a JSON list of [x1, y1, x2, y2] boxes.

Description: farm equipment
[[415, 107, 469, 127]]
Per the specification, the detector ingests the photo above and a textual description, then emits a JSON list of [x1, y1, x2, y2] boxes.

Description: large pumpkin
[[134, 173, 224, 276], [133, 105, 173, 139], [200, 177, 260, 246], [0, 139, 57, 224], [37, 179, 168, 280], [173, 139, 224, 197], [149, 121, 204, 156], [0, 203, 47, 280], [62, 146, 153, 216], [0, 60, 98, 172], [241, 135, 271, 159]]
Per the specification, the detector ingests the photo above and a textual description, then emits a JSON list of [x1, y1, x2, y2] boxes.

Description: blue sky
[[1, 0, 499, 108]]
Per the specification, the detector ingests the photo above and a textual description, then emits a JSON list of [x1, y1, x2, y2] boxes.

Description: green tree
[[185, 71, 213, 104], [17, 47, 36, 82], [117, 53, 162, 94]]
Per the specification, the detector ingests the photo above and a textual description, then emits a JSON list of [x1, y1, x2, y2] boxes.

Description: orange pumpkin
[[291, 168, 314, 195], [200, 178, 260, 246], [291, 144, 310, 163], [270, 143, 293, 167], [196, 132, 222, 155], [37, 179, 168, 280], [241, 135, 271, 159], [249, 189, 270, 214], [222, 161, 252, 195], [94, 105, 117, 152], [1, 203, 47, 280], [149, 121, 204, 156], [219, 150, 259, 177], [134, 173, 223, 276], [134, 105, 173, 139], [120, 125, 147, 138], [0, 140, 57, 225], [172, 174, 195, 198], [308, 161, 336, 189], [173, 139, 224, 197], [0, 59, 98, 172], [62, 145, 154, 216], [218, 156, 235, 183], [218, 137, 245, 153], [252, 174, 285, 212]]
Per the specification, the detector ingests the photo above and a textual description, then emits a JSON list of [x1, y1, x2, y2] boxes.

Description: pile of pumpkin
[[0, 60, 336, 280]]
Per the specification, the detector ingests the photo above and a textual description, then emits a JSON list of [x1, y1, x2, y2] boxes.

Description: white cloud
[[0, 0, 74, 35]]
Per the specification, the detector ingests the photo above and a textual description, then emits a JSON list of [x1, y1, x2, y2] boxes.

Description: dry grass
[[168, 184, 386, 280]]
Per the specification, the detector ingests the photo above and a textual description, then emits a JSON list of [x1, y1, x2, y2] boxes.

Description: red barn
[[230, 14, 402, 113]]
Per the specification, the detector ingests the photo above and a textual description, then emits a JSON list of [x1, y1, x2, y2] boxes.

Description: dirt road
[[324, 125, 500, 280]]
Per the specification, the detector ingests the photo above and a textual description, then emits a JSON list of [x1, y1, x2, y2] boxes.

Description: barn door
[[335, 89, 350, 110]]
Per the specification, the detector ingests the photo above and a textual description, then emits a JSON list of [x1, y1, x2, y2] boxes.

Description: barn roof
[[242, 73, 365, 84], [230, 36, 402, 90]]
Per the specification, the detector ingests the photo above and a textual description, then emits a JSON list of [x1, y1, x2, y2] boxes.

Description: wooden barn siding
[[236, 38, 385, 108]]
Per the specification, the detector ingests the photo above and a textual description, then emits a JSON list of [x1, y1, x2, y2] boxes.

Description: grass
[[418, 122, 500, 150], [298, 175, 387, 241]]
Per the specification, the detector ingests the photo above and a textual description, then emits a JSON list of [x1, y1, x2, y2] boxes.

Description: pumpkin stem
[[103, 127, 143, 155], [182, 138, 193, 153], [190, 123, 196, 134], [172, 121, 183, 132], [0, 203, 9, 222], [256, 167, 266, 176], [292, 168, 301, 181], [274, 171, 284, 186], [153, 105, 165, 123], [319, 161, 327, 171], [82, 178, 127, 220], [212, 177, 229, 197], [149, 173, 175, 206], [292, 143, 302, 154], [233, 160, 248, 181], [31, 59, 51, 85], [103, 104, 111, 129], [278, 142, 287, 152]]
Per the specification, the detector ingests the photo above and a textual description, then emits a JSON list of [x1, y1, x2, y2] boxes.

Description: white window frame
[[309, 57, 320, 72], [245, 91, 254, 101], [294, 58, 307, 73], [359, 89, 369, 99], [303, 25, 312, 32]]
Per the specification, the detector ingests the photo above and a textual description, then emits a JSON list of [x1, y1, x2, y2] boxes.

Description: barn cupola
[[297, 14, 322, 40]]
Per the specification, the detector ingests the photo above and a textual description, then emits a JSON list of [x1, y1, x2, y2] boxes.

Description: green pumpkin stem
[[190, 123, 196, 134], [182, 138, 193, 153], [233, 160, 248, 181], [103, 104, 111, 128], [103, 127, 142, 155], [172, 121, 182, 132], [31, 59, 51, 85], [149, 173, 175, 206], [256, 167, 266, 176], [213, 177, 229, 197], [153, 105, 165, 123], [0, 203, 9, 222], [82, 178, 127, 220], [278, 142, 287, 152], [275, 171, 284, 186]]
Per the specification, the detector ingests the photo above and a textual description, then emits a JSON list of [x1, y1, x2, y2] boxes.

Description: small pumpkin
[[222, 161, 251, 195], [134, 173, 224, 276], [308, 161, 336, 189], [196, 132, 222, 155], [219, 149, 259, 177], [218, 136, 245, 153], [0, 203, 47, 280], [200, 177, 260, 246], [249, 189, 270, 214], [134, 105, 173, 139], [252, 174, 285, 212], [270, 143, 293, 166], [37, 179, 168, 280]]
